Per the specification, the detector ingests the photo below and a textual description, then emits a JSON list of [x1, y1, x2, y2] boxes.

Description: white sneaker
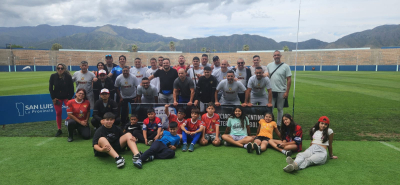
[[283, 164, 294, 173], [148, 140, 154, 146], [115, 156, 125, 168], [286, 156, 294, 165]]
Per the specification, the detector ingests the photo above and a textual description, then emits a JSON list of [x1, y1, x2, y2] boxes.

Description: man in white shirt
[[215, 71, 246, 106], [130, 57, 148, 85], [146, 58, 160, 92]]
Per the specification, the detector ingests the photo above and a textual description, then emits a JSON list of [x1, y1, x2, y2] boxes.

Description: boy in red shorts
[[200, 102, 221, 146]]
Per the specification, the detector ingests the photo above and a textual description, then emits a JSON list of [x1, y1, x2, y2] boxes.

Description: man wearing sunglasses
[[105, 54, 117, 76], [232, 58, 252, 103], [266, 50, 292, 128]]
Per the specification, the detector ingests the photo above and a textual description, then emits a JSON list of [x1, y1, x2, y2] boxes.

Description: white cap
[[100, 88, 109, 94], [99, 69, 107, 75]]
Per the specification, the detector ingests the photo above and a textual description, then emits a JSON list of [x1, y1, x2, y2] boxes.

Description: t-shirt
[[167, 114, 185, 134], [183, 118, 205, 132], [213, 65, 233, 72], [266, 62, 292, 92], [153, 68, 178, 93], [142, 117, 162, 132], [66, 99, 90, 121], [146, 68, 160, 92], [250, 66, 268, 76], [187, 68, 204, 88], [247, 75, 272, 98], [311, 128, 333, 146], [285, 125, 303, 152], [72, 71, 96, 95], [257, 119, 277, 138], [216, 79, 247, 101], [111, 66, 123, 78], [114, 74, 138, 99], [190, 63, 211, 68], [173, 65, 187, 71], [235, 68, 247, 88], [124, 123, 142, 134], [212, 69, 230, 82], [227, 117, 249, 136], [173, 77, 194, 98], [137, 84, 158, 99], [130, 67, 148, 85], [92, 125, 123, 146], [201, 113, 220, 134], [157, 131, 180, 146]]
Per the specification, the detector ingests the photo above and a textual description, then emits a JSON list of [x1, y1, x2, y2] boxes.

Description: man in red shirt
[[173, 55, 188, 72]]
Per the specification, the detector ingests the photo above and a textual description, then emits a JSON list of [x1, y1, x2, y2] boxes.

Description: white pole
[[356, 55, 358, 71], [320, 56, 322, 71], [14, 57, 16, 72], [397, 56, 399, 72], [52, 57, 54, 71], [292, 0, 302, 118], [8, 57, 10, 72], [34, 57, 36, 72], [337, 57, 339, 71], [69, 58, 72, 71], [375, 56, 378, 72], [303, 56, 305, 71]]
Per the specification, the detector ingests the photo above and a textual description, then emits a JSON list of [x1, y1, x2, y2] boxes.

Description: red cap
[[100, 88, 110, 94], [318, 116, 330, 124], [98, 69, 107, 75]]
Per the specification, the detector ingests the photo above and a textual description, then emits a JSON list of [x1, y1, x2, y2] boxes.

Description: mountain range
[[0, 24, 399, 51]]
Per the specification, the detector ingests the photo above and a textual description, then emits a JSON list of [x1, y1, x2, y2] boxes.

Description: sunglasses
[[237, 62, 244, 65], [105, 54, 112, 57], [57, 67, 64, 70], [274, 55, 281, 56]]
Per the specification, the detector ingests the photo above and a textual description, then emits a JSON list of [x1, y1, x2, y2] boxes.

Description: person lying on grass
[[199, 102, 222, 146], [246, 112, 282, 155], [283, 116, 338, 173], [181, 108, 205, 152], [268, 114, 302, 156], [92, 112, 141, 168], [133, 122, 181, 169], [221, 106, 254, 149]]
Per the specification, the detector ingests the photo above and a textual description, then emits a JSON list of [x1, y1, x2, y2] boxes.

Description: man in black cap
[[105, 54, 117, 78]]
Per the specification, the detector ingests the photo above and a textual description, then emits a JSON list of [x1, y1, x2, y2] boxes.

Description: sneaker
[[145, 155, 154, 162], [115, 156, 125, 168], [132, 153, 141, 162], [224, 141, 230, 146], [182, 144, 188, 152], [283, 164, 294, 173], [285, 150, 292, 157], [286, 156, 294, 165], [148, 140, 154, 146], [133, 159, 142, 169], [253, 143, 261, 155], [188, 143, 195, 152], [55, 129, 62, 137], [246, 142, 253, 153]]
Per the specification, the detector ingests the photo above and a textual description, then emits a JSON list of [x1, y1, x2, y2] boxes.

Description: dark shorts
[[254, 136, 270, 142], [94, 140, 123, 157]]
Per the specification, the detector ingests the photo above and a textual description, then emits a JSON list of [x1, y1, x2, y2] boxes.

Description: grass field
[[0, 71, 399, 184]]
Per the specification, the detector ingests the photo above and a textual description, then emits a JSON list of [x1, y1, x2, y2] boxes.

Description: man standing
[[250, 55, 268, 76], [174, 55, 188, 71], [105, 54, 117, 75], [212, 56, 233, 71], [244, 67, 273, 107], [187, 57, 204, 89], [115, 66, 139, 125], [91, 88, 120, 129], [146, 58, 160, 92], [72, 61, 96, 109], [233, 58, 252, 103], [214, 71, 246, 106], [149, 58, 178, 103], [130, 57, 149, 85], [93, 69, 115, 102], [109, 55, 128, 102], [173, 69, 195, 106], [137, 77, 158, 103], [267, 50, 292, 127], [194, 66, 218, 112], [212, 59, 230, 101], [200, 54, 212, 68], [158, 56, 164, 69]]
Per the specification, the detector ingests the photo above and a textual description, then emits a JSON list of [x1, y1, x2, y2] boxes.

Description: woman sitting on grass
[[65, 88, 91, 142], [221, 106, 254, 149], [268, 114, 302, 156], [283, 116, 338, 173]]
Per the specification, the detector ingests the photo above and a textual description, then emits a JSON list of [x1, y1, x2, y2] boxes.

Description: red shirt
[[183, 118, 204, 132], [285, 125, 303, 152], [201, 113, 220, 134], [167, 114, 186, 134], [66, 99, 90, 121], [143, 117, 162, 132], [173, 65, 187, 72]]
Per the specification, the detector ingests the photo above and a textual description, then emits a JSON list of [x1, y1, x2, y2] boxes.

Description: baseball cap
[[318, 116, 330, 124], [100, 88, 110, 94], [105, 54, 112, 58], [98, 70, 107, 75], [213, 56, 219, 61]]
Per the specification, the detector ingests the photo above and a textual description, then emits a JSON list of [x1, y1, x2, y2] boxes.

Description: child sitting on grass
[[133, 122, 181, 169], [123, 115, 144, 143], [199, 102, 221, 146], [221, 106, 254, 149], [143, 108, 162, 145], [92, 112, 141, 168], [283, 116, 338, 173], [181, 108, 205, 152], [164, 104, 186, 139], [268, 114, 302, 156], [247, 112, 281, 155]]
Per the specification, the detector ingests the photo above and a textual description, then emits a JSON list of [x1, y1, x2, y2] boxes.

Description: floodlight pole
[[14, 57, 16, 72], [292, 0, 302, 118]]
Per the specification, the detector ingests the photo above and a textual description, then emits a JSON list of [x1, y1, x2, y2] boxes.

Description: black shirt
[[124, 123, 142, 134], [153, 68, 178, 93], [195, 75, 218, 103], [93, 77, 115, 102], [173, 77, 194, 98], [92, 98, 119, 121], [49, 73, 74, 100], [92, 125, 123, 146]]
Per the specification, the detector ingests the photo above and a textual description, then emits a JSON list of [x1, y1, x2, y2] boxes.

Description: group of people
[[49, 50, 337, 172]]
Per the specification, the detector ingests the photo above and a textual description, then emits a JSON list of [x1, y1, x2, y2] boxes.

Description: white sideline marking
[[380, 142, 400, 152], [0, 157, 11, 164], [36, 137, 55, 146]]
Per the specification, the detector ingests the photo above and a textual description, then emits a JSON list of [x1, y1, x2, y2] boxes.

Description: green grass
[[1, 71, 399, 141], [0, 137, 399, 184]]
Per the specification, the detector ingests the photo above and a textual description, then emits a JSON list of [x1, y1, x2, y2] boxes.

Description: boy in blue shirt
[[133, 122, 181, 169]]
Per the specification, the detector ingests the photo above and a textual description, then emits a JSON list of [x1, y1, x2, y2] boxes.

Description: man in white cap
[[91, 88, 120, 129]]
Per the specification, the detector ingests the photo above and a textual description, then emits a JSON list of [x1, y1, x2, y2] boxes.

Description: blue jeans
[[182, 127, 201, 145]]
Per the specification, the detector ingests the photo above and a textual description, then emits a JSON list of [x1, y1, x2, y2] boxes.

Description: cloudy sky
[[1, 0, 398, 42]]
